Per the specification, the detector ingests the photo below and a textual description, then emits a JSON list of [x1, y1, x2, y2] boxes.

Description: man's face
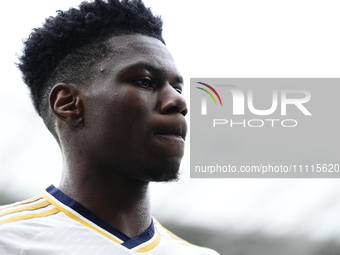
[[82, 34, 187, 182]]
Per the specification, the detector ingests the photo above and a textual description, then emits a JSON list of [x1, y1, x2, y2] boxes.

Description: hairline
[[42, 32, 166, 144]]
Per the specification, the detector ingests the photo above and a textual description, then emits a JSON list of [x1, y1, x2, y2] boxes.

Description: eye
[[134, 78, 155, 89], [174, 87, 182, 94]]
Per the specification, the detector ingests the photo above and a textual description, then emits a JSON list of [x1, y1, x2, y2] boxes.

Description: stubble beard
[[144, 164, 181, 183]]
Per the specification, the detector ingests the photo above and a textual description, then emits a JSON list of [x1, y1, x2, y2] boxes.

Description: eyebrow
[[119, 61, 184, 85]]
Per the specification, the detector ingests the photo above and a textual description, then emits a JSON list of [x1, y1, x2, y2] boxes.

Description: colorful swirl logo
[[196, 82, 223, 106]]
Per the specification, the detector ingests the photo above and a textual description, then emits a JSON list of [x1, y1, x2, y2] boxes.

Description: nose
[[159, 84, 188, 116]]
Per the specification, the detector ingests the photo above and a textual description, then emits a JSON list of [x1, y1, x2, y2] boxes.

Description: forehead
[[97, 34, 179, 77]]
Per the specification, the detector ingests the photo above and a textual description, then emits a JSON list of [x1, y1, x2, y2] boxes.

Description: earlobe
[[49, 83, 83, 127]]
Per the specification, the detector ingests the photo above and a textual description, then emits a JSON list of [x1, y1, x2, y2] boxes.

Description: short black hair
[[18, 0, 164, 140]]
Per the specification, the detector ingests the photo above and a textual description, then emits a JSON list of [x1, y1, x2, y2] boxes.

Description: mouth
[[154, 132, 185, 142], [153, 120, 187, 142]]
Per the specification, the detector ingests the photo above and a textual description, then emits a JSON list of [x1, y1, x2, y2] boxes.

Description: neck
[[58, 159, 151, 239]]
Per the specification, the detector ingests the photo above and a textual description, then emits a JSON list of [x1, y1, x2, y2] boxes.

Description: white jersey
[[0, 185, 219, 255]]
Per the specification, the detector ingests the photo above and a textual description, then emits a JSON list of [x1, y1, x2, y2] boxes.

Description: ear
[[49, 83, 84, 127]]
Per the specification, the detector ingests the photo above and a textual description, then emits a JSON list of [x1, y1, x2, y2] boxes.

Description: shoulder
[[153, 218, 220, 255], [0, 195, 65, 253]]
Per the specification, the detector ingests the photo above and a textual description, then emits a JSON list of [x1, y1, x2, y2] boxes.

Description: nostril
[[165, 106, 180, 114], [163, 102, 187, 116], [181, 108, 188, 116]]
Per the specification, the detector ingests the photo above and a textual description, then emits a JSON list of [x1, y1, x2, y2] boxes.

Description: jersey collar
[[43, 185, 160, 252]]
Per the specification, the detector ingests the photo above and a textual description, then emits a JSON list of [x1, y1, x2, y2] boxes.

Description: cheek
[[85, 86, 157, 148], [103, 91, 155, 141], [115, 91, 153, 124]]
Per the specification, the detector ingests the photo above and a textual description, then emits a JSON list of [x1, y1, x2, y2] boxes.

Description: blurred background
[[1, 1, 340, 254]]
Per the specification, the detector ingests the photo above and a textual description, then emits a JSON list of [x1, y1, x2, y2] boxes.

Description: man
[[0, 0, 219, 254]]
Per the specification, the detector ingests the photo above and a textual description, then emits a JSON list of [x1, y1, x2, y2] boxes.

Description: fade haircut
[[18, 0, 164, 141]]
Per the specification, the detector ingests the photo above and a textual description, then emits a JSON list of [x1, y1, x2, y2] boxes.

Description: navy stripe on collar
[[122, 218, 155, 249], [46, 185, 155, 248]]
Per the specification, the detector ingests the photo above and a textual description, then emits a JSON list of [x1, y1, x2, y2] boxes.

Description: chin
[[145, 161, 181, 183]]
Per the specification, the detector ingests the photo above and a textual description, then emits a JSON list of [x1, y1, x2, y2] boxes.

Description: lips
[[153, 117, 187, 141], [155, 133, 184, 142]]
